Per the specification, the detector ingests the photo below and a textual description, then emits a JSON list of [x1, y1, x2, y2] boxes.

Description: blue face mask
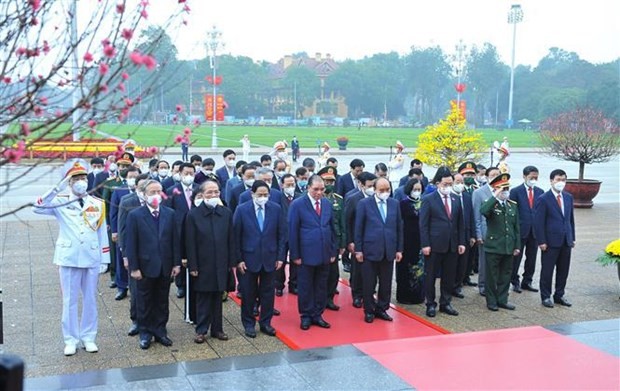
[[298, 180, 308, 188]]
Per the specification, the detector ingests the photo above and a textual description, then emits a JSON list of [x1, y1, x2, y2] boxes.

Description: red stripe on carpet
[[355, 326, 620, 390], [229, 279, 446, 350]]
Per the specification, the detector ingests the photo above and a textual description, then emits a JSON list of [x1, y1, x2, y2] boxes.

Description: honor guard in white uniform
[[33, 162, 110, 356], [317, 142, 331, 169], [272, 140, 292, 173], [388, 141, 405, 184]]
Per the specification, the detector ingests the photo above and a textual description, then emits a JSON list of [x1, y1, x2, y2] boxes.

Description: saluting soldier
[[318, 166, 346, 311], [33, 162, 111, 356], [480, 173, 521, 312]]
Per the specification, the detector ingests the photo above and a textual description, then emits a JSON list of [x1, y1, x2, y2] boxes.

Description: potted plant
[[539, 107, 619, 208], [336, 136, 349, 150], [595, 239, 620, 286]]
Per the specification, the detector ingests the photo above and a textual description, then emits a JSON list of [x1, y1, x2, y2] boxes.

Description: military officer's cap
[[395, 140, 404, 151], [65, 162, 88, 178], [117, 152, 135, 165], [273, 140, 287, 151], [458, 161, 477, 175], [322, 142, 330, 150], [318, 166, 337, 180], [490, 173, 511, 189]]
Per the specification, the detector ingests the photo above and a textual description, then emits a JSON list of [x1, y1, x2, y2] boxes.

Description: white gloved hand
[[56, 176, 71, 192]]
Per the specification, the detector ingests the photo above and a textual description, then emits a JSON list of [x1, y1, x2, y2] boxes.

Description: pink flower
[[176, 104, 183, 112], [174, 135, 183, 144], [84, 52, 93, 62], [99, 63, 109, 75], [178, 0, 186, 3], [121, 72, 129, 80], [55, 109, 64, 117], [183, 127, 191, 136], [99, 84, 108, 93], [142, 55, 157, 70], [124, 98, 134, 107], [147, 146, 158, 155], [101, 38, 110, 46], [58, 80, 65, 87], [140, 9, 148, 19], [3, 77, 11, 83], [129, 51, 143, 66], [193, 118, 201, 126], [33, 106, 43, 116], [183, 4, 190, 12], [20, 123, 31, 136], [29, 0, 41, 11], [140, 0, 150, 6], [42, 40, 50, 54], [121, 28, 133, 41], [172, 188, 181, 196], [30, 17, 38, 26], [88, 119, 97, 128], [103, 45, 116, 58], [116, 3, 125, 13], [16, 47, 27, 56], [39, 96, 48, 105], [117, 82, 126, 92]]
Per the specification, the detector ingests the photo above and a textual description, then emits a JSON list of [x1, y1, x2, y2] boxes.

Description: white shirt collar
[[308, 193, 320, 205], [147, 204, 159, 214]]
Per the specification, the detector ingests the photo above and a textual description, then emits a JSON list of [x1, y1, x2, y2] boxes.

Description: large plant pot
[[337, 141, 348, 150], [564, 179, 602, 208]]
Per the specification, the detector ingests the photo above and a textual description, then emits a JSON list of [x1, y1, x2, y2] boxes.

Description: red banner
[[205, 94, 225, 121]]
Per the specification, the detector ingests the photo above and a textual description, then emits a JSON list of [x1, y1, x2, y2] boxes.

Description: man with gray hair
[[239, 167, 282, 205]]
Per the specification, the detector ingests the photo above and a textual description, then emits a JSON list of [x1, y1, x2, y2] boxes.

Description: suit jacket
[[336, 172, 356, 197], [225, 176, 242, 205], [354, 196, 403, 261], [419, 191, 465, 253], [164, 182, 199, 234], [185, 204, 236, 291], [233, 200, 287, 272], [472, 184, 493, 239], [399, 175, 429, 188], [288, 196, 337, 266], [125, 205, 180, 278], [228, 182, 250, 214], [238, 188, 282, 206], [117, 192, 141, 251], [344, 190, 365, 245], [279, 190, 302, 218], [510, 183, 544, 238], [216, 166, 237, 202], [161, 176, 177, 192], [87, 172, 97, 193], [93, 171, 110, 198], [534, 190, 575, 248], [456, 191, 476, 241], [110, 185, 130, 234]]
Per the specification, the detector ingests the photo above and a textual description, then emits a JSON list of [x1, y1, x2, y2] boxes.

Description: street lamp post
[[206, 26, 223, 149], [454, 39, 467, 106], [507, 4, 523, 128]]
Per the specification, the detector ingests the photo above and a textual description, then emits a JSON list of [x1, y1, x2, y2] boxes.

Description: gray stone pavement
[[1, 202, 618, 379]]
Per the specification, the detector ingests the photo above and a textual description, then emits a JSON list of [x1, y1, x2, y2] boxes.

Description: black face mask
[[119, 168, 129, 179]]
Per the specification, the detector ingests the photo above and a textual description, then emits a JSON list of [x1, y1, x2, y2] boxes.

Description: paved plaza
[[0, 149, 618, 389]]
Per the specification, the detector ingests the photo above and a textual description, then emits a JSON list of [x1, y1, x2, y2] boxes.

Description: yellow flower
[[605, 239, 620, 257]]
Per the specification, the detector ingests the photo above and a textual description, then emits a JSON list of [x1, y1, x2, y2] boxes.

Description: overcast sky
[[143, 0, 620, 67]]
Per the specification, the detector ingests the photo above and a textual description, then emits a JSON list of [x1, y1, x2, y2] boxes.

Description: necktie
[[257, 206, 264, 231], [152, 210, 159, 219], [379, 200, 387, 223], [528, 187, 534, 208], [443, 195, 451, 219], [78, 198, 84, 208], [556, 194, 563, 214], [185, 187, 192, 208], [315, 200, 321, 216]]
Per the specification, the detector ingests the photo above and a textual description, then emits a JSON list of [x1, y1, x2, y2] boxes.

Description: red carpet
[[355, 326, 620, 390], [230, 279, 447, 350]]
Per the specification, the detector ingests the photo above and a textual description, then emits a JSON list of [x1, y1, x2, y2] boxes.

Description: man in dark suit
[[153, 160, 170, 183], [344, 172, 377, 308], [275, 174, 302, 295], [419, 167, 466, 317], [451, 172, 477, 299], [534, 169, 575, 308], [125, 180, 181, 350], [294, 167, 309, 194], [93, 155, 115, 198], [164, 163, 198, 299], [509, 165, 544, 293], [185, 180, 235, 342], [87, 157, 104, 193], [238, 167, 281, 205], [354, 177, 403, 323], [399, 159, 428, 188], [161, 160, 183, 191], [215, 149, 237, 202], [117, 173, 149, 336], [336, 158, 365, 197], [233, 180, 287, 338], [228, 164, 257, 214], [194, 158, 217, 185], [289, 175, 337, 330]]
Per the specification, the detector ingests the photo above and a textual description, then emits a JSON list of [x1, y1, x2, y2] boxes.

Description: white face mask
[[181, 175, 194, 186], [244, 179, 255, 188], [193, 198, 203, 207], [72, 179, 88, 195], [275, 171, 285, 178], [126, 178, 136, 188], [254, 196, 269, 207], [109, 163, 118, 172], [411, 190, 421, 199], [499, 190, 510, 201], [477, 176, 486, 184], [364, 188, 375, 197], [453, 183, 465, 194], [172, 172, 181, 182], [202, 168, 213, 175], [225, 159, 236, 168], [205, 197, 220, 208], [146, 194, 162, 207], [158, 169, 169, 178], [283, 187, 295, 196], [438, 186, 452, 196], [92, 168, 102, 176], [553, 181, 566, 192], [377, 192, 390, 201], [527, 179, 538, 188]]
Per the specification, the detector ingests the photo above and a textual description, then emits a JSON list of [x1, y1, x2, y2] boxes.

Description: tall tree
[[283, 65, 320, 119]]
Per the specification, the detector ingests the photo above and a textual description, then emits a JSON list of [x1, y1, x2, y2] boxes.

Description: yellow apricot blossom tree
[[412, 102, 485, 172]]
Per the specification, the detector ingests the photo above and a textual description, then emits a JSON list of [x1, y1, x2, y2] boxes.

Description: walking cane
[[184, 267, 191, 323]]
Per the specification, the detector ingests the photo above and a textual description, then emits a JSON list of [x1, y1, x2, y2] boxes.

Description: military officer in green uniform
[[318, 166, 346, 311], [102, 152, 135, 287], [480, 173, 521, 311]]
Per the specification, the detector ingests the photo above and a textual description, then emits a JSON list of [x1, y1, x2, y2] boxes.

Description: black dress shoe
[[108, 281, 117, 289], [260, 325, 277, 336], [452, 290, 465, 299], [512, 284, 523, 293], [273, 308, 281, 316], [244, 329, 257, 338], [426, 306, 436, 317], [521, 283, 539, 292], [312, 318, 331, 328], [375, 311, 393, 321], [439, 304, 459, 316], [479, 289, 486, 297], [127, 322, 139, 336], [155, 336, 173, 347], [176, 288, 185, 299], [326, 300, 340, 311], [542, 298, 554, 308], [553, 296, 572, 307], [275, 289, 283, 297], [352, 298, 363, 308], [139, 339, 151, 350], [364, 313, 375, 323], [464, 280, 478, 287], [487, 304, 499, 311], [115, 289, 128, 301], [212, 332, 229, 341], [300, 320, 311, 330], [498, 302, 516, 310]]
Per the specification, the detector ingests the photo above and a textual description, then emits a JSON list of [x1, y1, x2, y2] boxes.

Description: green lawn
[[19, 123, 542, 149]]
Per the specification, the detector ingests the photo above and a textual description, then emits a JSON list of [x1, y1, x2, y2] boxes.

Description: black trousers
[[297, 263, 329, 322], [195, 291, 223, 336], [239, 268, 275, 330], [362, 259, 394, 315], [129, 277, 137, 321], [512, 232, 538, 286], [540, 245, 572, 301], [327, 260, 340, 299], [465, 244, 478, 281], [424, 251, 457, 307], [454, 245, 470, 290], [350, 258, 364, 300], [174, 265, 186, 289], [275, 261, 298, 292], [136, 274, 171, 340]]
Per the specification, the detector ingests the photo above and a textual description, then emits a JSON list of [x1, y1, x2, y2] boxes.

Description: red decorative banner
[[205, 94, 225, 121]]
